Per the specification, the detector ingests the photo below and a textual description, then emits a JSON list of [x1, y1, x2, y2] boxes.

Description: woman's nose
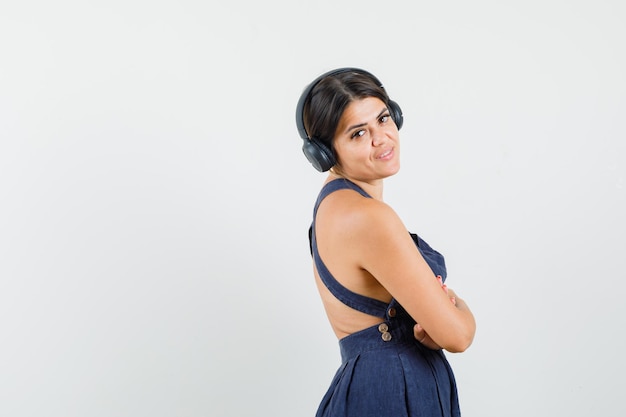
[[371, 127, 385, 146]]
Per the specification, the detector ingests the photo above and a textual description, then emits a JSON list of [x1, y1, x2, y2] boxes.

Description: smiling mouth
[[377, 148, 394, 159]]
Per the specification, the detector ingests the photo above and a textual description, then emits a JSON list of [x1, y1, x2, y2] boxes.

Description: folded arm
[[354, 201, 476, 352]]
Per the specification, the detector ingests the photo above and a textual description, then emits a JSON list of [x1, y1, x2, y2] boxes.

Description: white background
[[1, 1, 625, 416]]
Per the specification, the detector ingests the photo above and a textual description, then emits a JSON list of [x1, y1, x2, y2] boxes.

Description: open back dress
[[310, 178, 461, 417]]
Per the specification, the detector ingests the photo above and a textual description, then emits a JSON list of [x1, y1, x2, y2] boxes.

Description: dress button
[[378, 323, 389, 333], [388, 308, 396, 318], [381, 332, 392, 342]]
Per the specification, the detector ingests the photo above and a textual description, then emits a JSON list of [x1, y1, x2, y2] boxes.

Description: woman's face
[[333, 97, 400, 182]]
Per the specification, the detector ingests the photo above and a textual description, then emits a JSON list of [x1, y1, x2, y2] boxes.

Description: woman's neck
[[326, 172, 385, 201]]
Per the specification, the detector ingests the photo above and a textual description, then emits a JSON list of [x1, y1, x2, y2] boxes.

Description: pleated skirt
[[316, 320, 461, 417]]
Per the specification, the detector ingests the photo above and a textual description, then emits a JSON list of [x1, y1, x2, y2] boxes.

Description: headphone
[[295, 67, 403, 172]]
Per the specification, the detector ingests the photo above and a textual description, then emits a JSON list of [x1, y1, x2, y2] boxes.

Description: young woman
[[296, 68, 476, 417]]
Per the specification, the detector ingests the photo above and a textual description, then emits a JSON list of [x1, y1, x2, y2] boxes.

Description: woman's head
[[296, 68, 403, 172]]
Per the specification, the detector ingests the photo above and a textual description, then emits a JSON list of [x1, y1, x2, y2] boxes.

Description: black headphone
[[295, 67, 404, 172]]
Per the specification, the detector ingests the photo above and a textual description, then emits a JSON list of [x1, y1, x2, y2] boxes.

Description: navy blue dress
[[310, 179, 461, 417]]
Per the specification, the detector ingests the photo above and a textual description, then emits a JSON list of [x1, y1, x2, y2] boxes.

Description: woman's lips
[[377, 148, 394, 160]]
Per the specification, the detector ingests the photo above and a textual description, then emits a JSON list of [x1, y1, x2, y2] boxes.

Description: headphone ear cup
[[388, 99, 404, 130], [302, 138, 336, 172]]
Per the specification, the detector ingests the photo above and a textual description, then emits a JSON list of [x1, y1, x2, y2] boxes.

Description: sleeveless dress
[[310, 178, 461, 417]]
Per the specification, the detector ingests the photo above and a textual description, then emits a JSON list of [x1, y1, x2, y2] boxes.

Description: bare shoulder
[[317, 189, 408, 248]]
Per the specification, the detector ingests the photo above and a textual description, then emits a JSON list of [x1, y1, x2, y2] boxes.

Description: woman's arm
[[413, 288, 473, 350], [353, 200, 476, 353]]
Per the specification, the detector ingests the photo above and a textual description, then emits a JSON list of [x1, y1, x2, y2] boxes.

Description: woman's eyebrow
[[344, 108, 389, 134]]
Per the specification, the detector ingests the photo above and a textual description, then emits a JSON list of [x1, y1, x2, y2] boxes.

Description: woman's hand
[[413, 323, 442, 350], [414, 278, 458, 349], [436, 275, 457, 306]]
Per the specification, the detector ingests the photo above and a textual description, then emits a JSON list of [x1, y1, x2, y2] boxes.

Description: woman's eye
[[380, 114, 390, 123], [351, 129, 366, 139]]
